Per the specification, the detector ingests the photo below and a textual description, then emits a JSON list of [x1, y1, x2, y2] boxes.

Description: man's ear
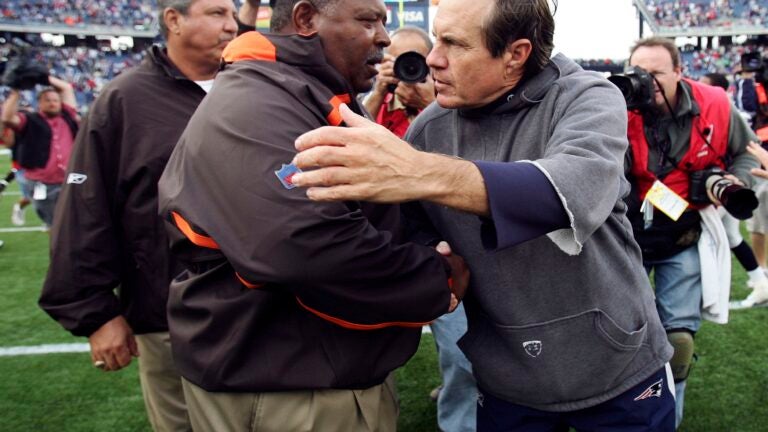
[[164, 8, 182, 36], [293, 0, 319, 36], [503, 39, 532, 79]]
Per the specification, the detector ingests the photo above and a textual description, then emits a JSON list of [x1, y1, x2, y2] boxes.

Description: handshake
[[436, 241, 470, 313], [1, 38, 50, 90]]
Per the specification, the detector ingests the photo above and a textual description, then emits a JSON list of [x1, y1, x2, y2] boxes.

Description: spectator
[[701, 72, 730, 90], [1, 76, 79, 227], [38, 0, 241, 430], [0, 123, 30, 226], [292, 0, 676, 430], [623, 36, 759, 427], [157, 0, 468, 430], [700, 72, 768, 307]]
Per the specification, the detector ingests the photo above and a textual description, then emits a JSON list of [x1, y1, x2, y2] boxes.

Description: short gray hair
[[158, 0, 195, 38]]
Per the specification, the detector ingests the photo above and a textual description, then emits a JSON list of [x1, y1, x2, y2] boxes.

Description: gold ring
[[93, 360, 106, 369]]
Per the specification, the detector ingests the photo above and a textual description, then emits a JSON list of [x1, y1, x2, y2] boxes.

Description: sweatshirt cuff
[[474, 161, 569, 250]]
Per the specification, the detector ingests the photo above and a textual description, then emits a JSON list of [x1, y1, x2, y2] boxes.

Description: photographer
[[622, 37, 759, 428], [1, 75, 79, 228], [363, 26, 434, 138]]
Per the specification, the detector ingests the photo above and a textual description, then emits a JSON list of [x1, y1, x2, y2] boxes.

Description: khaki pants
[[136, 332, 191, 432], [181, 374, 399, 432]]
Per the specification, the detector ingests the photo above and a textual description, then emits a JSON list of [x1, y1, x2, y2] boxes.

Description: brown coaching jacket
[[39, 46, 207, 337], [157, 32, 453, 392]]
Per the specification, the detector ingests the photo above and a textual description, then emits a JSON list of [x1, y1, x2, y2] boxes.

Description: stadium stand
[[0, 1, 156, 31], [636, 0, 768, 36]]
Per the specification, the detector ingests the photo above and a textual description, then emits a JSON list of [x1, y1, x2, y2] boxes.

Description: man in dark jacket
[[1, 76, 78, 227], [156, 0, 468, 430], [38, 0, 238, 430]]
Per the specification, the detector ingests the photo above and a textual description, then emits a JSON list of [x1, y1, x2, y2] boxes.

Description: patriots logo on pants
[[634, 378, 663, 401]]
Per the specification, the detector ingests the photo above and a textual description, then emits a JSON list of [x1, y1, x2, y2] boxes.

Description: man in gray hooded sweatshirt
[[291, 0, 675, 430]]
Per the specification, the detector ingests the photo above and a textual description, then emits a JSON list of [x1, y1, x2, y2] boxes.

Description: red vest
[[628, 78, 731, 205], [375, 93, 415, 139]]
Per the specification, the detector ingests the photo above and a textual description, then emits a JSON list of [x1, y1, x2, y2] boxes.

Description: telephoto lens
[[387, 51, 429, 93], [705, 175, 758, 220]]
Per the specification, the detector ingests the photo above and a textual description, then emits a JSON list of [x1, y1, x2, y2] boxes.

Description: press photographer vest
[[628, 78, 730, 206], [15, 109, 79, 169]]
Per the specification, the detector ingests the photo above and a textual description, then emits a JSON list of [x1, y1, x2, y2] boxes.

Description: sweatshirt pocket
[[461, 309, 647, 406]]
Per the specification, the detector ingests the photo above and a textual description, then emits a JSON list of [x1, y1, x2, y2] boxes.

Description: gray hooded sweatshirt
[[405, 53, 673, 412]]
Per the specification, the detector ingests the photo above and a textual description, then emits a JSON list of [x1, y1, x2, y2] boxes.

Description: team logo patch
[[66, 173, 88, 184], [634, 378, 664, 401], [522, 340, 542, 358], [274, 163, 302, 190]]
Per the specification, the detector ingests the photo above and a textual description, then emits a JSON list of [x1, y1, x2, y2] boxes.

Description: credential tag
[[645, 180, 688, 221]]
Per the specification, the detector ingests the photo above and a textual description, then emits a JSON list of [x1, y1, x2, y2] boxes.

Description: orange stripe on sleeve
[[171, 211, 220, 250], [326, 94, 352, 126], [222, 32, 277, 63], [236, 272, 264, 289], [295, 296, 432, 331]]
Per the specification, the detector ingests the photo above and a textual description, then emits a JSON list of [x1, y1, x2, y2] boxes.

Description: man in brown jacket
[[39, 0, 239, 430], [157, 0, 468, 430]]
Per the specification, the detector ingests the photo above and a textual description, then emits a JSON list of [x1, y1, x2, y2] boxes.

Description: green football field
[[0, 150, 766, 431]]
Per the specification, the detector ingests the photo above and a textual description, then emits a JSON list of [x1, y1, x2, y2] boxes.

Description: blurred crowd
[[0, 0, 156, 30], [0, 0, 247, 31], [643, 0, 768, 32]]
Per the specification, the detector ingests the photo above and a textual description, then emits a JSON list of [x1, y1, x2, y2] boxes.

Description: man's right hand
[[372, 53, 398, 96], [88, 315, 139, 372], [435, 241, 469, 312]]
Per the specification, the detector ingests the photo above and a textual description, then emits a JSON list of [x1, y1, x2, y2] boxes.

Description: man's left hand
[[292, 103, 435, 202]]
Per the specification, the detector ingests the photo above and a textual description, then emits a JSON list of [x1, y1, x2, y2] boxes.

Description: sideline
[[0, 226, 48, 233], [0, 328, 431, 357], [0, 343, 90, 357]]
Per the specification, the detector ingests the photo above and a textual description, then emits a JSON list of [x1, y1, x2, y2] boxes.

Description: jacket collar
[[147, 44, 191, 81], [222, 31, 355, 98]]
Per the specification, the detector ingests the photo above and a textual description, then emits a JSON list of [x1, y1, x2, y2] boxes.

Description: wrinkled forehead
[[433, 0, 490, 38]]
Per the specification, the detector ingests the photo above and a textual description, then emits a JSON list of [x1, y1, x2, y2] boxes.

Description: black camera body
[[741, 51, 768, 86], [689, 166, 758, 219], [608, 66, 655, 111], [387, 51, 429, 93], [1, 38, 50, 90]]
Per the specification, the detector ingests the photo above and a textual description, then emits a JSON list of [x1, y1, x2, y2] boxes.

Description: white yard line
[[1, 191, 21, 195], [0, 343, 90, 357], [0, 226, 48, 233]]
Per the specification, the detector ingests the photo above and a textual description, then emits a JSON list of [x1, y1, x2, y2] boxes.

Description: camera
[[741, 51, 768, 86], [387, 51, 429, 93], [1, 38, 50, 90], [607, 66, 655, 111], [689, 166, 758, 219]]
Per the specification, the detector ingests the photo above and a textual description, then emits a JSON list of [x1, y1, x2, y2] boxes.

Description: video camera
[[689, 166, 758, 219], [607, 66, 655, 111], [741, 51, 768, 86], [1, 38, 50, 90], [387, 51, 429, 93]]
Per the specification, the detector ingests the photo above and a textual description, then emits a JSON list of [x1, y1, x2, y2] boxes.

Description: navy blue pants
[[477, 367, 675, 432]]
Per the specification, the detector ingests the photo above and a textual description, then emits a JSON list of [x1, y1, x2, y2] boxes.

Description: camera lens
[[394, 51, 429, 84]]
